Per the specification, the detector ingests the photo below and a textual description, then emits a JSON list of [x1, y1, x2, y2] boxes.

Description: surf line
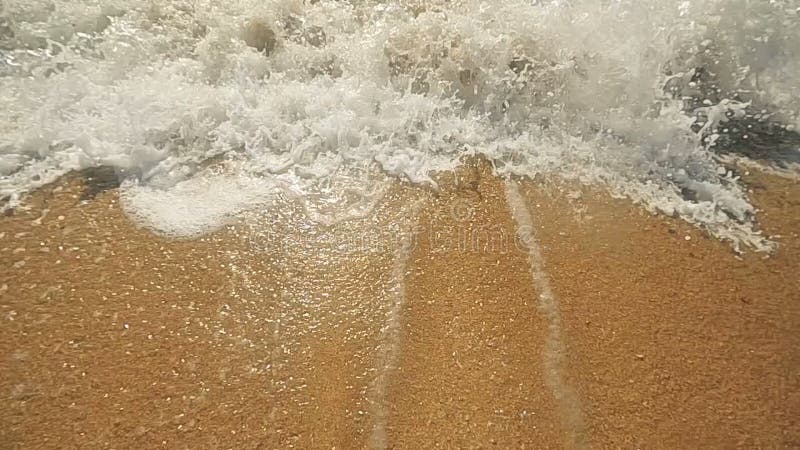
[[367, 202, 421, 450], [504, 180, 588, 448]]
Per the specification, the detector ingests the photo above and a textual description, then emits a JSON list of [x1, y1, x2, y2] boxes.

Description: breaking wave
[[1, 0, 798, 249]]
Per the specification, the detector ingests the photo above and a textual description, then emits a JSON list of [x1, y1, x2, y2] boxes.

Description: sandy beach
[[1, 161, 798, 448], [3, 0, 800, 448]]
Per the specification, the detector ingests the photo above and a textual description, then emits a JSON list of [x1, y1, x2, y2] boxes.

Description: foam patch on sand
[[120, 170, 279, 237]]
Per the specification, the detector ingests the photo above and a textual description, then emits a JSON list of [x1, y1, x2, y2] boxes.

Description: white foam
[[1, 0, 798, 248], [120, 169, 278, 237]]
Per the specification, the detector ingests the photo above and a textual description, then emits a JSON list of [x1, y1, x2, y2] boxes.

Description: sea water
[[1, 0, 798, 249]]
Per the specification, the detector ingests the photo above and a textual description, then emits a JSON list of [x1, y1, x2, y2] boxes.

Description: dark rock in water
[[385, 49, 413, 77], [667, 66, 800, 167], [76, 14, 112, 36], [284, 15, 326, 48], [0, 17, 15, 50], [458, 68, 477, 86], [79, 166, 121, 200], [242, 20, 278, 55], [664, 67, 723, 111], [309, 58, 342, 79], [508, 57, 533, 76], [705, 115, 800, 167], [0, 17, 13, 37], [303, 25, 327, 48], [680, 186, 699, 203]]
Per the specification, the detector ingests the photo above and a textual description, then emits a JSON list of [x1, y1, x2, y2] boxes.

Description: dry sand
[[1, 161, 798, 448]]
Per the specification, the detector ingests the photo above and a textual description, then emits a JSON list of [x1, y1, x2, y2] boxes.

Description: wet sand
[[384, 169, 571, 448], [1, 163, 798, 448], [523, 171, 800, 448]]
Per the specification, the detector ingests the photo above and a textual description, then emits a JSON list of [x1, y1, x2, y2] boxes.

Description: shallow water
[[1, 0, 798, 250]]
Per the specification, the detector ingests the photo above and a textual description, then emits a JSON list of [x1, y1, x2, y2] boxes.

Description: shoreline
[[1, 163, 798, 448]]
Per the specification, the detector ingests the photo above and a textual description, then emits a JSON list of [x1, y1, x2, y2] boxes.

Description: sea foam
[[1, 0, 798, 249]]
